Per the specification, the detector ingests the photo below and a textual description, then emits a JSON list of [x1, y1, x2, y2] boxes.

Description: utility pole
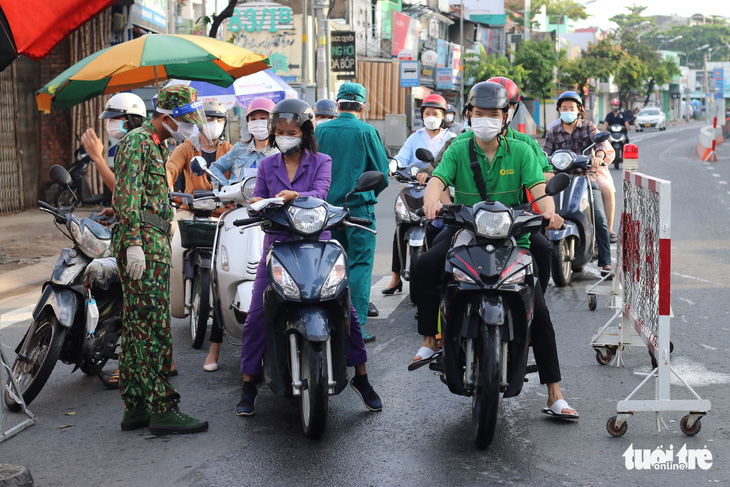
[[301, 0, 309, 100], [459, 0, 464, 110], [314, 0, 328, 101], [524, 0, 531, 41]]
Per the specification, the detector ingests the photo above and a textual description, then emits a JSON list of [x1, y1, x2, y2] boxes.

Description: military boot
[[121, 405, 152, 431], [148, 407, 209, 435]]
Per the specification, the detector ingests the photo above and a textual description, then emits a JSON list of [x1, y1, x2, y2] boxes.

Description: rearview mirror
[[594, 131, 610, 144], [49, 164, 73, 187], [545, 173, 570, 195], [190, 156, 208, 176], [383, 145, 392, 159], [415, 148, 434, 164], [354, 171, 385, 193]]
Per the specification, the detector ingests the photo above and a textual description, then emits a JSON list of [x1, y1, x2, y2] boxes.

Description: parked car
[[635, 107, 666, 131]]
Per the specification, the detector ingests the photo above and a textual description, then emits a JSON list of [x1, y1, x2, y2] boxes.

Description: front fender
[[544, 221, 579, 242], [406, 225, 426, 247], [32, 284, 79, 329]]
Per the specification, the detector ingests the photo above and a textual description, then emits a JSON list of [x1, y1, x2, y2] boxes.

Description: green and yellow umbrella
[[36, 34, 270, 112]]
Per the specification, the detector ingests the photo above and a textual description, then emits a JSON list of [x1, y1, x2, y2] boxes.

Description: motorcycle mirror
[[190, 156, 208, 176], [545, 173, 570, 195], [383, 145, 392, 159], [415, 148, 435, 164], [595, 131, 610, 144], [49, 164, 73, 187], [353, 171, 385, 193]]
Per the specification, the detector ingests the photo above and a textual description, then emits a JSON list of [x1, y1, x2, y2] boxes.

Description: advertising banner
[[713, 68, 724, 99], [436, 67, 453, 90], [331, 31, 357, 79], [392, 12, 418, 57]]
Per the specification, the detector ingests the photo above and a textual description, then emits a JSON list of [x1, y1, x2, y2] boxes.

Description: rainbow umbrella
[[36, 34, 269, 112]]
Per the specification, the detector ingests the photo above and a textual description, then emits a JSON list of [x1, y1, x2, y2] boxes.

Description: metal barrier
[[1, 331, 37, 442]]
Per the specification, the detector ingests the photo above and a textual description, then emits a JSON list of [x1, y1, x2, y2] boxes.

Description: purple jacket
[[254, 149, 333, 248]]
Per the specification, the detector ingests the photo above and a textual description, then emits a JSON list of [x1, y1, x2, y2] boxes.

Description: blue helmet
[[313, 99, 339, 118], [557, 91, 583, 109]]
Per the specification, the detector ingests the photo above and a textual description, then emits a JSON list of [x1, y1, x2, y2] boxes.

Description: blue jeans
[[592, 182, 611, 267]]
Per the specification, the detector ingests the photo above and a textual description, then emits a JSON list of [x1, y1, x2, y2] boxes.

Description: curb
[[0, 257, 56, 296]]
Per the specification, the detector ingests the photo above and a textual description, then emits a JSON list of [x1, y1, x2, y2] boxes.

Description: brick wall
[[38, 39, 72, 195]]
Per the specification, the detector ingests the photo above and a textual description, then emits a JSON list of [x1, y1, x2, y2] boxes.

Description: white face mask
[[206, 120, 224, 140], [247, 119, 269, 141], [275, 136, 302, 156], [106, 119, 127, 140], [423, 116, 442, 131], [163, 118, 196, 142], [445, 113, 455, 123], [506, 106, 516, 126], [470, 116, 503, 142]]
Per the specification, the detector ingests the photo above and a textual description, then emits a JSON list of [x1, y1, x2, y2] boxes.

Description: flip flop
[[408, 346, 441, 372], [104, 369, 120, 389], [542, 399, 579, 420]]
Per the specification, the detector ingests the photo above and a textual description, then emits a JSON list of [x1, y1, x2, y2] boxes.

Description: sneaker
[[148, 407, 209, 435], [362, 331, 376, 343], [350, 377, 383, 412], [236, 387, 258, 416], [121, 406, 151, 431]]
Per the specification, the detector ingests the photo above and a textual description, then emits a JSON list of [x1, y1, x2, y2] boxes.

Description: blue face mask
[[560, 111, 578, 124]]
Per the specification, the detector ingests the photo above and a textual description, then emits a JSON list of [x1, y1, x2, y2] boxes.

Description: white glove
[[126, 245, 146, 280]]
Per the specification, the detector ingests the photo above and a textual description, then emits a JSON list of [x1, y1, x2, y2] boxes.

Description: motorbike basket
[[178, 219, 217, 249]]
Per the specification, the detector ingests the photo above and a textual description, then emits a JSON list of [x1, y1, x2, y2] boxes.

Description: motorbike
[[423, 174, 570, 449], [607, 124, 626, 170], [54, 144, 112, 211], [5, 165, 123, 411], [544, 132, 610, 287], [189, 157, 265, 344], [232, 171, 384, 438]]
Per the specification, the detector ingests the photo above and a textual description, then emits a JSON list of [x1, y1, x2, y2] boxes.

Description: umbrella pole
[[154, 65, 160, 96]]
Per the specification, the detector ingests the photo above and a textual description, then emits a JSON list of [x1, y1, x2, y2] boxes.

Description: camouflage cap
[[156, 85, 205, 125]]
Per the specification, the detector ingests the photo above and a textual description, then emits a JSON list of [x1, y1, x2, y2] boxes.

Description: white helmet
[[100, 92, 147, 119]]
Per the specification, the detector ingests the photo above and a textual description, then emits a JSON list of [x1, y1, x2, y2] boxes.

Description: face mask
[[247, 119, 269, 141], [560, 111, 578, 124], [423, 116, 442, 131], [506, 107, 516, 126], [470, 116, 503, 142], [163, 118, 196, 142], [445, 114, 455, 123], [106, 119, 127, 140], [612, 107, 619, 112], [206, 121, 224, 140], [275, 136, 302, 157], [316, 118, 332, 126]]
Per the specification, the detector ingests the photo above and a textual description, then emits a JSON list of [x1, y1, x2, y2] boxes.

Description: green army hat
[[156, 84, 205, 125], [337, 82, 367, 103]]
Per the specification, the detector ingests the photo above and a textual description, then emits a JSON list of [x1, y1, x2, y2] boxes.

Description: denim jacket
[[209, 139, 279, 186]]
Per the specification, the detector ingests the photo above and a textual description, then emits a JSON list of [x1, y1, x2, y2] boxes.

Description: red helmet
[[487, 76, 520, 104], [421, 94, 448, 111], [245, 98, 276, 119], [611, 98, 620, 107]]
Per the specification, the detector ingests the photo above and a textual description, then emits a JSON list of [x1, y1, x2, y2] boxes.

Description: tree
[[660, 22, 730, 67], [207, 0, 238, 39], [463, 46, 527, 89], [561, 38, 626, 96], [513, 40, 558, 134], [506, 0, 590, 31]]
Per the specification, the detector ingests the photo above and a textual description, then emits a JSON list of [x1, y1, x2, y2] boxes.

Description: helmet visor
[[268, 112, 308, 134]]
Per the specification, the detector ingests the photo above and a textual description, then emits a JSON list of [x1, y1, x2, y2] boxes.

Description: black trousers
[[412, 229, 561, 385], [210, 317, 223, 344], [529, 232, 552, 295]]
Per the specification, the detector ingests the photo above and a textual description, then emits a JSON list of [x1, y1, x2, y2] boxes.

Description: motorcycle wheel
[[189, 268, 210, 349], [300, 339, 328, 439], [408, 246, 422, 304], [55, 188, 75, 212], [473, 323, 501, 449], [550, 240, 572, 287], [613, 154, 621, 170], [4, 315, 67, 411]]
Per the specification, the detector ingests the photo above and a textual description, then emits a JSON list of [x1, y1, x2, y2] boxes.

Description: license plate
[[644, 123, 652, 127]]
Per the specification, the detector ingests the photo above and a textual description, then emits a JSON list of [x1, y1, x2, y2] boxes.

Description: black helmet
[[466, 81, 510, 111], [268, 98, 315, 134], [557, 91, 583, 109], [203, 100, 228, 119], [313, 99, 338, 118]]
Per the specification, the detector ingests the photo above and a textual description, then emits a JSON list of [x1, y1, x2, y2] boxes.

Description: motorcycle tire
[[189, 268, 210, 349], [4, 315, 67, 411], [550, 240, 572, 287], [55, 188, 76, 212], [408, 246, 423, 304], [300, 339, 328, 439], [473, 323, 501, 449]]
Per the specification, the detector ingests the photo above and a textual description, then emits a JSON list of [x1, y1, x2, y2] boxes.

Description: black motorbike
[[5, 165, 123, 411], [233, 171, 384, 438], [607, 124, 626, 170], [55, 145, 113, 211], [424, 174, 569, 449]]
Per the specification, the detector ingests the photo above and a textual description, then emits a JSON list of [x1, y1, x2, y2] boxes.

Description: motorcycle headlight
[[321, 253, 347, 299], [551, 152, 573, 171], [71, 219, 112, 258], [242, 177, 256, 202], [270, 255, 300, 299], [501, 267, 526, 285], [474, 210, 512, 239], [395, 195, 418, 222], [287, 205, 326, 235], [453, 266, 476, 284]]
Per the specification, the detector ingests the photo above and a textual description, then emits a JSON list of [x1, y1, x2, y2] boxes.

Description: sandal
[[104, 369, 120, 389], [408, 346, 441, 372], [542, 399, 579, 420], [610, 231, 618, 244]]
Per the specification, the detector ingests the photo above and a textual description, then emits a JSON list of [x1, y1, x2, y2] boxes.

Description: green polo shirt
[[433, 135, 545, 247]]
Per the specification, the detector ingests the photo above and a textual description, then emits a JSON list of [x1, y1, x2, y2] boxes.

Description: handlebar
[[349, 216, 372, 226], [233, 217, 259, 227], [38, 200, 57, 213]]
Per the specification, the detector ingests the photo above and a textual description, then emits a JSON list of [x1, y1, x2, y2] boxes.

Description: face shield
[[157, 100, 214, 142]]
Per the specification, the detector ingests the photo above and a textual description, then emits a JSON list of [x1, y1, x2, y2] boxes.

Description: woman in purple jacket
[[236, 99, 382, 416]]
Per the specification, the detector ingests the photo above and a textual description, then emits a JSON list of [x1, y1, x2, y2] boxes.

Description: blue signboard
[[713, 68, 724, 99], [436, 67, 453, 90], [400, 61, 420, 87]]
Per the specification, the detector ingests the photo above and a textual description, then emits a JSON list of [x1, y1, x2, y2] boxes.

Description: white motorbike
[[190, 157, 265, 343]]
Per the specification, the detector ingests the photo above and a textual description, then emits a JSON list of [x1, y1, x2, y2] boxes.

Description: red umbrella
[[0, 0, 116, 72]]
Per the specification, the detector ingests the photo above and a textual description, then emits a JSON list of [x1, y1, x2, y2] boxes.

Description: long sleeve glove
[[126, 245, 146, 280]]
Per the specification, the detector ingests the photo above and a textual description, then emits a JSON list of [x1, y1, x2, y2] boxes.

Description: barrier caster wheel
[[595, 348, 612, 365], [588, 294, 597, 311], [607, 416, 628, 437], [680, 415, 701, 436]]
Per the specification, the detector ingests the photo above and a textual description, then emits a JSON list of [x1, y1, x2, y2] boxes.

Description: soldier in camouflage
[[113, 85, 209, 435]]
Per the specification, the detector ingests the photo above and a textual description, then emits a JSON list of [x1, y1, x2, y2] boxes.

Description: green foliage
[[464, 46, 526, 88], [505, 0, 589, 31], [661, 23, 730, 67], [513, 40, 558, 99]]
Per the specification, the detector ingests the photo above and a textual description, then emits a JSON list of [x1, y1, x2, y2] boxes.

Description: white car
[[635, 107, 666, 131]]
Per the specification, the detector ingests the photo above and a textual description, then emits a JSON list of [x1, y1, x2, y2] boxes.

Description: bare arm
[[81, 129, 116, 191], [529, 183, 563, 230]]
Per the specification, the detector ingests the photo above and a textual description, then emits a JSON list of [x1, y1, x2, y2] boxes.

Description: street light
[[616, 20, 650, 45], [685, 43, 710, 68], [708, 44, 730, 61], [657, 34, 682, 50]]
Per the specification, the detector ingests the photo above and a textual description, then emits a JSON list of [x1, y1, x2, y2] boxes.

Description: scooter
[[232, 171, 384, 438], [55, 144, 112, 211], [423, 174, 570, 449], [189, 157, 265, 344], [544, 132, 610, 287], [5, 165, 123, 411], [607, 124, 626, 170]]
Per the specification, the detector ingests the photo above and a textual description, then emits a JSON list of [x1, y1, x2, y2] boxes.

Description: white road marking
[[719, 181, 728, 185], [369, 276, 409, 320], [700, 344, 717, 351], [0, 304, 34, 329], [712, 173, 721, 177], [678, 297, 696, 305], [672, 272, 722, 285]]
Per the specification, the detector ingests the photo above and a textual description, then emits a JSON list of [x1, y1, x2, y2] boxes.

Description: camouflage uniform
[[112, 86, 204, 414]]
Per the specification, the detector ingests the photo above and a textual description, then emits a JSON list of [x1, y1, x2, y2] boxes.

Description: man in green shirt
[[411, 81, 578, 419]]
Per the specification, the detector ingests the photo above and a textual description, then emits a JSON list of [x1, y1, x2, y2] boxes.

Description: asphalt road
[[1, 120, 728, 486]]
